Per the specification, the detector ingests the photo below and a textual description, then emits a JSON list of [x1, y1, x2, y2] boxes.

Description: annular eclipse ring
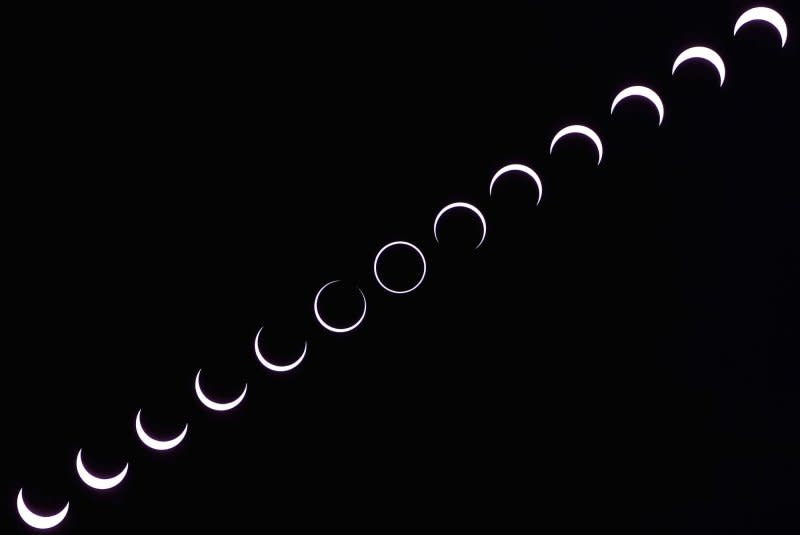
[[373, 241, 427, 294]]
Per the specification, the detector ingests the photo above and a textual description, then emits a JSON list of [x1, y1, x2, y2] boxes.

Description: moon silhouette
[[135, 409, 188, 451], [313, 280, 367, 333], [549, 125, 604, 165], [75, 449, 128, 490], [489, 164, 544, 205], [16, 489, 69, 530], [734, 7, 788, 47], [672, 46, 726, 86], [611, 85, 665, 126], [373, 241, 427, 294], [434, 202, 488, 248], [254, 327, 307, 371], [194, 369, 248, 410]]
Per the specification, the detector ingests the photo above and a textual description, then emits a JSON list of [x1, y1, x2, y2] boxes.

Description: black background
[[3, 1, 799, 533]]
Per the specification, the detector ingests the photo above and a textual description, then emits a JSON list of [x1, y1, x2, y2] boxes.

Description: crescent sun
[[734, 7, 788, 47], [135, 409, 188, 451], [75, 449, 129, 490], [549, 125, 604, 165], [373, 241, 427, 294], [489, 164, 544, 205], [433, 202, 488, 248], [611, 85, 665, 126], [313, 280, 367, 333], [17, 489, 69, 530], [254, 327, 307, 372], [194, 369, 248, 410], [672, 46, 726, 86]]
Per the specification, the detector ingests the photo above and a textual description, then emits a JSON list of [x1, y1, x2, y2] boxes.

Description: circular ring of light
[[313, 280, 367, 333], [373, 241, 427, 294]]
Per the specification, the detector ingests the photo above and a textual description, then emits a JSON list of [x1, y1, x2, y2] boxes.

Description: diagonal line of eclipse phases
[[14, 6, 791, 531]]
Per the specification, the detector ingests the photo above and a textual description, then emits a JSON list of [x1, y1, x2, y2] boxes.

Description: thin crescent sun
[[254, 327, 307, 372], [611, 85, 665, 126], [672, 46, 726, 87], [17, 489, 69, 530], [433, 202, 488, 248], [734, 6, 788, 47], [194, 369, 248, 411], [75, 449, 129, 490], [313, 281, 368, 334], [489, 164, 544, 205], [135, 410, 188, 451], [549, 125, 604, 165]]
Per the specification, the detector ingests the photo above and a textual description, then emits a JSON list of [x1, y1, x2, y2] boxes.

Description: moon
[[135, 409, 188, 451], [489, 165, 544, 205], [549, 125, 604, 165], [16, 489, 69, 530], [313, 280, 367, 333], [373, 241, 427, 294], [734, 7, 788, 47], [672, 46, 726, 86], [75, 449, 128, 490], [611, 85, 665, 126], [254, 327, 307, 372], [194, 369, 248, 410]]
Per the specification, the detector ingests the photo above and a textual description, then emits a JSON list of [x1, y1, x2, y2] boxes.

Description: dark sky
[[3, 1, 799, 533]]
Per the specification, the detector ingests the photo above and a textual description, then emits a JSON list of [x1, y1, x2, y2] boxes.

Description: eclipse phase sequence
[[14, 4, 791, 530]]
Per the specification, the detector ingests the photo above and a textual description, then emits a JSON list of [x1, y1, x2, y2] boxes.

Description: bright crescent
[[313, 281, 367, 333], [489, 165, 544, 205], [135, 409, 188, 451], [194, 369, 248, 410], [16, 489, 69, 530], [734, 7, 788, 47], [373, 241, 427, 294], [611, 85, 665, 126], [434, 202, 488, 248], [254, 328, 307, 371], [75, 449, 128, 490], [549, 125, 604, 165], [672, 46, 726, 86]]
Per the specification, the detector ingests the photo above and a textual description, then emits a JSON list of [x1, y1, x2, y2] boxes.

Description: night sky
[[3, 2, 799, 533]]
